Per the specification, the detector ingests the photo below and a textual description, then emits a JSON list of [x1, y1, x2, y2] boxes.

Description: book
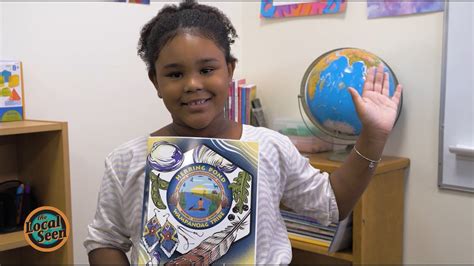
[[247, 85, 257, 125], [237, 85, 242, 123], [280, 210, 337, 230], [288, 232, 331, 247], [233, 79, 245, 122], [282, 207, 353, 252], [226, 81, 232, 120], [137, 137, 259, 265], [280, 207, 351, 251], [239, 84, 257, 125], [0, 61, 25, 121], [328, 214, 353, 253], [241, 85, 246, 124], [285, 221, 335, 237], [251, 98, 267, 127]]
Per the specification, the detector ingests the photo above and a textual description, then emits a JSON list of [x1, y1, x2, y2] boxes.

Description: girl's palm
[[348, 64, 403, 137]]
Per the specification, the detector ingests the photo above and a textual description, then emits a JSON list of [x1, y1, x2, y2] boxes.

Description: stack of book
[[224, 78, 257, 125], [281, 209, 353, 252], [281, 209, 337, 247]]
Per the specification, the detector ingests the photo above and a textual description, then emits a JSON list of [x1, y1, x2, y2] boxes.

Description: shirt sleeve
[[280, 137, 339, 225], [83, 156, 133, 254]]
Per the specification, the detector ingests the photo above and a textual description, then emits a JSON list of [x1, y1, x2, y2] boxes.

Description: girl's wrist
[[354, 129, 388, 162], [358, 128, 389, 146]]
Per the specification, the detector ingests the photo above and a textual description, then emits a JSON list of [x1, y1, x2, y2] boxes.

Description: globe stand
[[298, 95, 356, 162], [328, 144, 354, 162]]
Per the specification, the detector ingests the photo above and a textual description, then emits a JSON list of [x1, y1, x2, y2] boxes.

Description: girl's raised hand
[[348, 63, 403, 140]]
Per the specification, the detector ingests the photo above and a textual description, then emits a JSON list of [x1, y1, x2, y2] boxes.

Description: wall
[[0, 3, 3, 57], [241, 1, 473, 264], [1, 2, 242, 264]]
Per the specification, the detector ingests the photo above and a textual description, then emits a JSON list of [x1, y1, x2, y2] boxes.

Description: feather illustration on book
[[137, 137, 259, 265]]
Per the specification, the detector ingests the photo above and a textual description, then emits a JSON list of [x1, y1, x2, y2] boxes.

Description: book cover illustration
[[137, 137, 258, 265], [0, 61, 24, 121]]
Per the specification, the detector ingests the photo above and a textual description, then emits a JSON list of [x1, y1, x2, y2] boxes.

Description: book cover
[[233, 79, 245, 122], [137, 137, 259, 265], [241, 85, 246, 124], [248, 85, 256, 125], [288, 232, 331, 247], [0, 61, 25, 121], [227, 81, 233, 120], [237, 85, 242, 124], [328, 214, 352, 253], [241, 84, 256, 125]]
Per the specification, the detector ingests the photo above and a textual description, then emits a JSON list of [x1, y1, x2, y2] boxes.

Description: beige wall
[[241, 1, 473, 264]]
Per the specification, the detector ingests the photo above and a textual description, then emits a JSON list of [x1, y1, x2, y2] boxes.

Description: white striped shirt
[[84, 125, 339, 264]]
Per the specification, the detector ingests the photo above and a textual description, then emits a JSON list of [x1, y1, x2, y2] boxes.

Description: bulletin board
[[438, 1, 474, 192]]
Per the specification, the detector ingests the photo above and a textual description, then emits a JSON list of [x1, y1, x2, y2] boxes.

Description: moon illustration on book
[[147, 141, 184, 172]]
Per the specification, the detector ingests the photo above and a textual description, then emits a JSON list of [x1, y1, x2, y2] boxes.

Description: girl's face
[[152, 32, 234, 131]]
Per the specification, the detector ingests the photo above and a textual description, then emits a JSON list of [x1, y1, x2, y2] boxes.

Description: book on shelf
[[225, 79, 258, 126], [232, 78, 245, 123], [238, 83, 242, 123], [285, 220, 335, 237], [328, 214, 352, 254], [288, 232, 331, 247], [281, 209, 338, 230], [239, 84, 256, 125], [281, 208, 352, 253], [251, 98, 267, 127], [137, 136, 259, 264]]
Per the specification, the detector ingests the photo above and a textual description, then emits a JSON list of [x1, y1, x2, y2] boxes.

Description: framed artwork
[[115, 0, 150, 5], [260, 0, 346, 18]]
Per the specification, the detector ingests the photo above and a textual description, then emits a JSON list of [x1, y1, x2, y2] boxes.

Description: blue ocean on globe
[[306, 55, 396, 136]]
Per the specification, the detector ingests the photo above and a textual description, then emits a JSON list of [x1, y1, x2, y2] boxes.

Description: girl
[[84, 0, 402, 264]]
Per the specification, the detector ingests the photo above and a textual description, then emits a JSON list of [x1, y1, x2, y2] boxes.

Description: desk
[[290, 152, 410, 265]]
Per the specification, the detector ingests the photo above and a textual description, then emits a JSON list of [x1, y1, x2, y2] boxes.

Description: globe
[[299, 48, 402, 145]]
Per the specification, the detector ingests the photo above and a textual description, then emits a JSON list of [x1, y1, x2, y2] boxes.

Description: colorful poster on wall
[[115, 0, 150, 5], [261, 0, 346, 18], [0, 61, 25, 122], [136, 137, 258, 265], [367, 0, 444, 19]]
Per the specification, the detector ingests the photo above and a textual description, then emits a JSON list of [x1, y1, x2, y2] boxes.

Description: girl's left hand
[[348, 63, 403, 140]]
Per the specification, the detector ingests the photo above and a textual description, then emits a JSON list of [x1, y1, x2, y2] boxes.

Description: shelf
[[289, 235, 353, 262], [0, 231, 28, 252], [291, 154, 409, 264], [306, 152, 410, 175], [0, 120, 73, 264], [0, 120, 63, 136]]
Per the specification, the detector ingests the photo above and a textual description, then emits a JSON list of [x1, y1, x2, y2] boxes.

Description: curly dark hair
[[137, 0, 238, 79]]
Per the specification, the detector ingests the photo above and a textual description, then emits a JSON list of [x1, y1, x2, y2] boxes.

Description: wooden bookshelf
[[289, 152, 409, 265], [0, 120, 73, 264], [0, 231, 28, 252]]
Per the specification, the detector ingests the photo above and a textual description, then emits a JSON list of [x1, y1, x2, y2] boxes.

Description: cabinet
[[0, 120, 73, 264], [290, 152, 409, 265]]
